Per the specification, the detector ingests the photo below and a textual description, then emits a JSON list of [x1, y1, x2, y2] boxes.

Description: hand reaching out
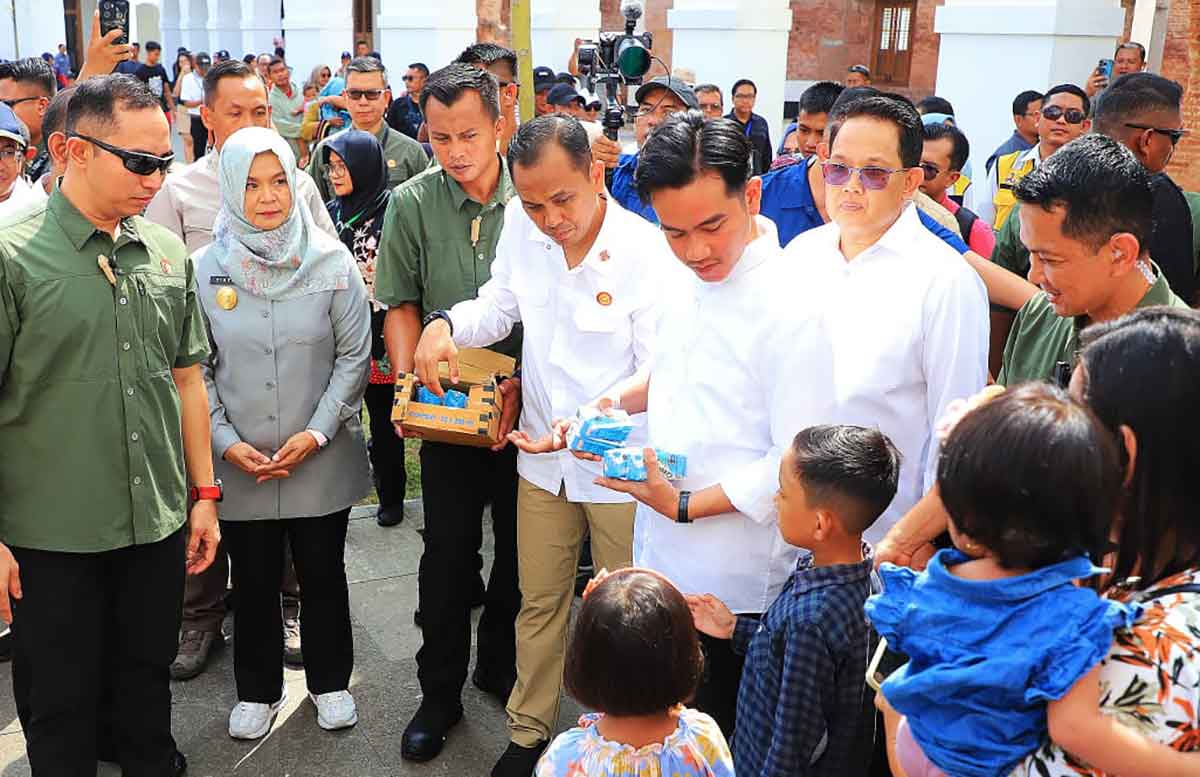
[[686, 593, 736, 640]]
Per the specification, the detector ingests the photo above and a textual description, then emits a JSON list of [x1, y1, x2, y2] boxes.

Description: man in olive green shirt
[[374, 63, 522, 765], [876, 134, 1186, 572], [267, 56, 306, 164], [0, 75, 219, 776], [307, 57, 427, 202]]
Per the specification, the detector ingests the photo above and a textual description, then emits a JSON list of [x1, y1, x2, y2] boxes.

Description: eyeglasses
[[1040, 105, 1087, 124], [328, 161, 348, 177], [1124, 123, 1187, 145], [1, 96, 40, 108], [1021, 110, 1041, 118], [69, 133, 174, 176], [0, 148, 21, 163], [919, 162, 944, 181], [402, 75, 415, 82], [732, 92, 755, 100], [345, 88, 386, 101], [821, 161, 906, 190]]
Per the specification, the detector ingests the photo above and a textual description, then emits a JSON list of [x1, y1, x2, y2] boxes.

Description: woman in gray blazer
[[194, 126, 371, 741]]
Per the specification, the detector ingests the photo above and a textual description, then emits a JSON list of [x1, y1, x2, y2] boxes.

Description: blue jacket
[[609, 152, 659, 225]]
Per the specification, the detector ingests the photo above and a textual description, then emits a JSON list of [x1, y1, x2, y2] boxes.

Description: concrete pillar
[[530, 0, 601, 74], [667, 0, 792, 143], [206, 0, 242, 56], [1130, 0, 1169, 72], [375, 0, 476, 82], [159, 0, 183, 60], [934, 0, 1125, 179], [283, 0, 352, 92], [178, 0, 209, 52], [241, 0, 279, 62], [3, 0, 67, 59]]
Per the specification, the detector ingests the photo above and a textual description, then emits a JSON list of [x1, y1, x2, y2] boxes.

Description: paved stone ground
[[0, 502, 583, 776]]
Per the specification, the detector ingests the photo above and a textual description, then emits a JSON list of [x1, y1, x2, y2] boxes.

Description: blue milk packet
[[565, 407, 636, 455], [416, 386, 445, 406], [443, 389, 469, 409], [602, 447, 688, 481]]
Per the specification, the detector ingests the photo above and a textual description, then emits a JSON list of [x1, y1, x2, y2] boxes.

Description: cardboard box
[[391, 348, 517, 447]]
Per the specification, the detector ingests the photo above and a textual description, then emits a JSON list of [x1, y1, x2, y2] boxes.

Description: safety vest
[[992, 151, 1036, 230], [949, 173, 971, 207]]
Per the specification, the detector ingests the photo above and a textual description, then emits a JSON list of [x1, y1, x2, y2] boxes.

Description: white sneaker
[[309, 690, 358, 731], [228, 689, 288, 740]]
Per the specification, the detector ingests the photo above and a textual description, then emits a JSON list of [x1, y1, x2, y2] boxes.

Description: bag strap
[[1134, 583, 1200, 604]]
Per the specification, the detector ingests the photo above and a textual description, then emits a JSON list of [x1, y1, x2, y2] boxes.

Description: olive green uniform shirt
[[373, 158, 521, 359], [997, 262, 1186, 386], [0, 189, 210, 553], [992, 205, 1028, 280], [307, 122, 426, 203]]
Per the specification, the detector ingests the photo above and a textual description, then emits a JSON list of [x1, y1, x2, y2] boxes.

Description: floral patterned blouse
[[1013, 567, 1200, 776], [535, 708, 735, 777], [332, 204, 393, 384]]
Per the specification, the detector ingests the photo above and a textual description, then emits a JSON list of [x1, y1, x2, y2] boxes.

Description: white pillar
[[6, 0, 66, 59], [530, 0, 600, 75], [375, 0, 476, 82], [178, 0, 209, 53], [160, 0, 183, 60], [667, 0, 792, 144], [205, 0, 242, 56], [283, 0, 351, 92], [934, 0, 1125, 179], [1130, 0, 1169, 72], [241, 0, 278, 62]]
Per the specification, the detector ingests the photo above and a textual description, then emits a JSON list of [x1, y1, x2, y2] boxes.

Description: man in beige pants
[[412, 113, 677, 777]]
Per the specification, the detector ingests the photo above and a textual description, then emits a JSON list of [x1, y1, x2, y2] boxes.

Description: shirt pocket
[[277, 294, 334, 345], [136, 272, 187, 374], [571, 304, 632, 355]]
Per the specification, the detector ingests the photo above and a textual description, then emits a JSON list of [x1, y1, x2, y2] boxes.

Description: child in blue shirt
[[535, 568, 734, 777], [688, 424, 902, 776], [868, 383, 1200, 777]]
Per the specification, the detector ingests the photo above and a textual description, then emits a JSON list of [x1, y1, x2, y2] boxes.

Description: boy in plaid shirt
[[688, 425, 901, 776]]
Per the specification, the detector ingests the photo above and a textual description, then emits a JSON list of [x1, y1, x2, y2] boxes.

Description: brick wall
[[1162, 0, 1199, 191]]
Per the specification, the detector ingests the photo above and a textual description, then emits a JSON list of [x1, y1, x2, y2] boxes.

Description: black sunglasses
[[345, 88, 386, 101], [69, 133, 174, 176], [920, 162, 943, 181], [1125, 123, 1187, 145], [1040, 105, 1087, 124], [1, 96, 41, 108]]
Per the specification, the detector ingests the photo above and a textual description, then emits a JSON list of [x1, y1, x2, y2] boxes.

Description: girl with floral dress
[[535, 568, 734, 777]]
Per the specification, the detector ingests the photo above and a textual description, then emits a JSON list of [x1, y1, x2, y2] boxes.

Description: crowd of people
[[0, 17, 1197, 777]]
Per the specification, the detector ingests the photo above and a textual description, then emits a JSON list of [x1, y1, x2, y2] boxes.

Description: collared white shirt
[[973, 143, 1041, 228], [179, 71, 204, 117], [636, 216, 836, 614], [449, 196, 676, 503], [783, 204, 989, 543]]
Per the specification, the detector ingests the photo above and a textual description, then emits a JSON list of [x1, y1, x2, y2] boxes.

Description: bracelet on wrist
[[677, 490, 692, 524]]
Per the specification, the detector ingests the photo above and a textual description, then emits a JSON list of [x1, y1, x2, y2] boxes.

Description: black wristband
[[677, 490, 691, 524], [421, 309, 453, 336]]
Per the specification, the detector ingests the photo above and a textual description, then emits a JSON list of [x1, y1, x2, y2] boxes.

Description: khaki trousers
[[506, 478, 635, 746]]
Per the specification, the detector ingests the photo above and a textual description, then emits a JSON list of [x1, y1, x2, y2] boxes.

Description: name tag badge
[[215, 286, 238, 311], [387, 159, 397, 169], [209, 275, 233, 285]]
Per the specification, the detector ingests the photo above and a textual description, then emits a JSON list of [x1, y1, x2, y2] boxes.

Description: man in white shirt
[[410, 114, 673, 777], [783, 93, 989, 544], [594, 111, 836, 737], [178, 51, 208, 162]]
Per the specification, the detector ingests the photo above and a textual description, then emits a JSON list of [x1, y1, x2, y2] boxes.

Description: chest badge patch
[[160, 258, 172, 274], [599, 250, 610, 262], [215, 286, 238, 311], [596, 291, 613, 307], [386, 159, 397, 168]]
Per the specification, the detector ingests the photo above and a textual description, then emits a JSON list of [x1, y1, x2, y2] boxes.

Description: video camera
[[577, 1, 654, 142]]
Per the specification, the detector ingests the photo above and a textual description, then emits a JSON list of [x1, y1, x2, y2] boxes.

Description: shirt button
[[266, 381, 276, 389], [261, 310, 270, 318], [122, 342, 131, 351], [119, 297, 128, 305], [477, 253, 484, 261], [130, 432, 139, 441], [126, 387, 135, 397], [132, 476, 142, 485], [265, 347, 273, 355]]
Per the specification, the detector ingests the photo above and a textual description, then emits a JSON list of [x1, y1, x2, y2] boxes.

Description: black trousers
[[415, 441, 520, 705], [695, 618, 757, 740], [364, 382, 406, 509], [10, 528, 185, 777], [222, 510, 353, 703], [188, 115, 207, 162]]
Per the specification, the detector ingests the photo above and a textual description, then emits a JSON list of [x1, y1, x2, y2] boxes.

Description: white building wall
[[0, 0, 67, 60], [375, 1, 476, 84], [530, 0, 600, 74], [283, 0, 352, 90]]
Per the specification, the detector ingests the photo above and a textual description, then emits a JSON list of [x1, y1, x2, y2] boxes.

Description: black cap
[[215, 49, 229, 59], [848, 64, 870, 76], [177, 46, 188, 53], [555, 71, 576, 85], [341, 51, 351, 59], [634, 76, 699, 110], [533, 66, 555, 92], [546, 83, 584, 107], [196, 52, 211, 66]]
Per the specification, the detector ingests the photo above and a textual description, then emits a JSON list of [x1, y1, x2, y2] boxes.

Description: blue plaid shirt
[[731, 544, 875, 777]]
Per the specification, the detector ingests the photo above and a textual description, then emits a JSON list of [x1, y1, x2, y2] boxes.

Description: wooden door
[[871, 1, 915, 86]]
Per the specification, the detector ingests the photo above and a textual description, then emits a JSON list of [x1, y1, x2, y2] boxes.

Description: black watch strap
[[422, 310, 453, 335], [677, 490, 692, 524]]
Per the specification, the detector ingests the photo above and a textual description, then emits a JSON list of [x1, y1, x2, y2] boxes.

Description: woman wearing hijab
[[323, 129, 406, 527], [194, 126, 371, 740]]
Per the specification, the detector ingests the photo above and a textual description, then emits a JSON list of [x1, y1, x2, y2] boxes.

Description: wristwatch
[[422, 309, 453, 335], [676, 490, 691, 524], [189, 480, 224, 503]]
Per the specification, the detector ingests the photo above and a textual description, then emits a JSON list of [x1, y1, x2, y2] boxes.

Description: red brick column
[[1163, 0, 1200, 191]]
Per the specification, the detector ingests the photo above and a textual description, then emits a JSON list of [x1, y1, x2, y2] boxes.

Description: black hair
[[42, 85, 73, 140], [242, 54, 255, 65], [145, 41, 161, 51], [1093, 72, 1183, 136], [203, 59, 259, 106], [555, 72, 577, 86], [408, 62, 430, 77], [694, 83, 722, 99], [923, 122, 970, 172], [454, 43, 516, 79], [829, 85, 879, 116], [355, 39, 367, 47], [1078, 307, 1200, 588], [790, 425, 901, 535], [1115, 41, 1147, 62], [267, 56, 286, 71], [634, 111, 751, 204], [346, 56, 386, 81], [507, 114, 592, 177], [828, 93, 923, 168], [731, 78, 756, 97], [419, 63, 500, 121], [0, 57, 56, 96], [64, 74, 159, 136], [564, 569, 703, 716], [1012, 89, 1043, 116], [1014, 133, 1153, 253], [1043, 83, 1091, 118], [916, 95, 954, 116], [798, 81, 844, 117], [939, 383, 1121, 570], [273, 46, 285, 59]]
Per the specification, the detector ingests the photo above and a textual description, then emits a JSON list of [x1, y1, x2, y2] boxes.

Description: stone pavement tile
[[344, 520, 424, 585], [0, 731, 29, 777], [349, 576, 421, 665]]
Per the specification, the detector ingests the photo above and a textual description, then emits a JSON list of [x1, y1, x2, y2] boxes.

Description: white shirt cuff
[[307, 429, 329, 448]]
